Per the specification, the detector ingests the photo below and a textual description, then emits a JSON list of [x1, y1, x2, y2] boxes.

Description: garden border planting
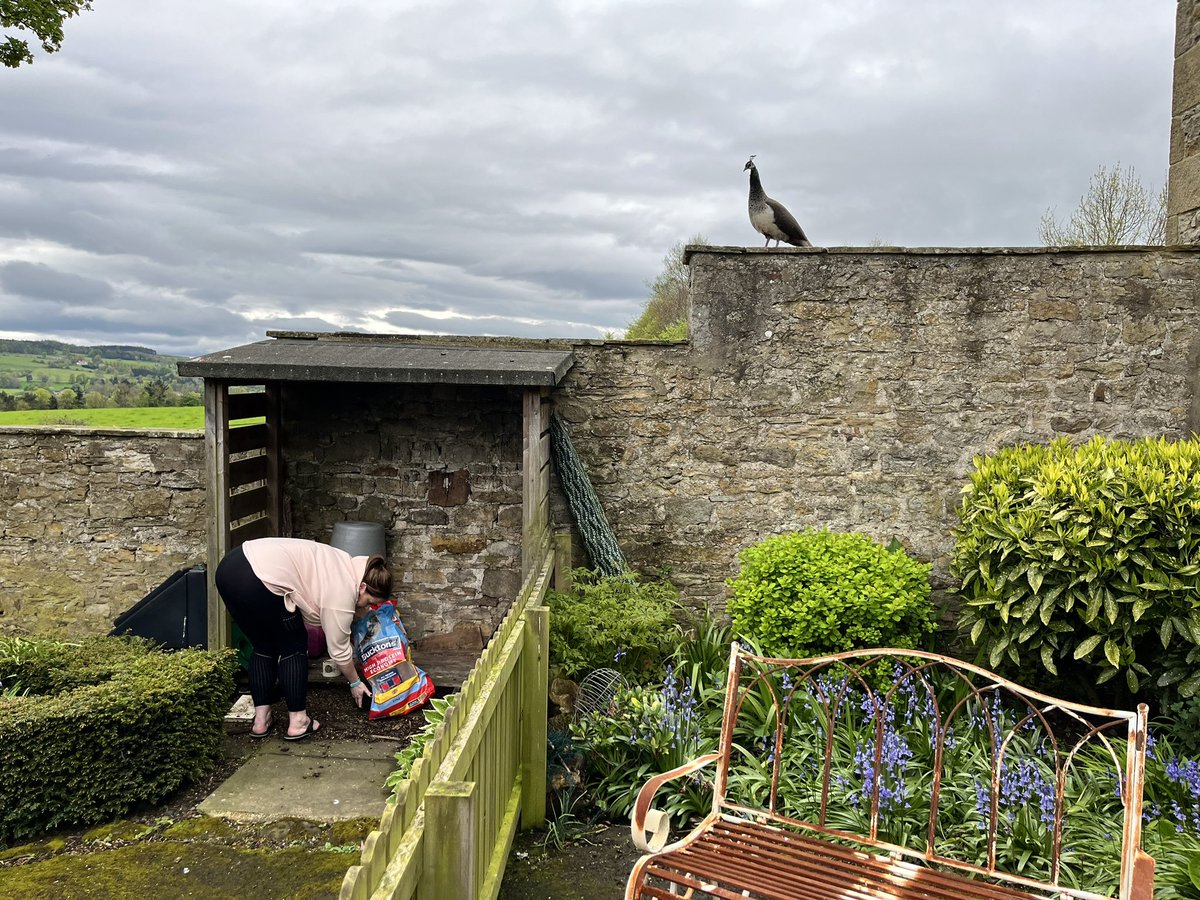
[[626, 645, 1155, 900]]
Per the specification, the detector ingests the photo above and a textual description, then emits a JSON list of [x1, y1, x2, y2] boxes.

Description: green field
[[0, 407, 205, 429]]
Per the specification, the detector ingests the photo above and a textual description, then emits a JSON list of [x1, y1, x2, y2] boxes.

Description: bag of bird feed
[[351, 600, 434, 719]]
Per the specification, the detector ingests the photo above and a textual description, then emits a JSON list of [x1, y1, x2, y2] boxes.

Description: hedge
[[0, 636, 236, 843], [952, 435, 1200, 700]]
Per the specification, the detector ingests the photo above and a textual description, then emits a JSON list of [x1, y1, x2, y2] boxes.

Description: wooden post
[[421, 781, 477, 900], [204, 379, 231, 650], [521, 389, 551, 579], [519, 605, 549, 829], [552, 532, 572, 593]]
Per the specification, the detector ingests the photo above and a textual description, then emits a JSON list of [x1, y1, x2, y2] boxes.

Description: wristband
[[349, 679, 363, 689]]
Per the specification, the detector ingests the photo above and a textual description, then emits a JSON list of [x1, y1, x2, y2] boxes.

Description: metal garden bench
[[627, 645, 1155, 900]]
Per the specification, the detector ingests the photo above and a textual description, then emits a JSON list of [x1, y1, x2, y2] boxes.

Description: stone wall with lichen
[[5, 246, 1200, 638], [1170, 0, 1200, 243], [0, 427, 205, 637], [551, 246, 1200, 605]]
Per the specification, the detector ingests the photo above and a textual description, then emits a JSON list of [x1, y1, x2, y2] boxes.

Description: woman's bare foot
[[250, 706, 273, 738], [284, 715, 321, 741]]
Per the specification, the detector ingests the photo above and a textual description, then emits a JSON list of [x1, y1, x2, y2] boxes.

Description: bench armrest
[[630, 752, 720, 852], [1129, 849, 1155, 900]]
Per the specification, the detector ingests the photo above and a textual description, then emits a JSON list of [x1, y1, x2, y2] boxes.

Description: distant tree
[[83, 390, 107, 409], [112, 380, 136, 407], [24, 387, 53, 409], [626, 235, 708, 341], [144, 378, 169, 407], [2, 1, 92, 68], [1039, 163, 1166, 246]]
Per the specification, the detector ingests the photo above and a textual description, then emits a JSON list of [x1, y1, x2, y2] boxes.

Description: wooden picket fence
[[338, 544, 554, 900]]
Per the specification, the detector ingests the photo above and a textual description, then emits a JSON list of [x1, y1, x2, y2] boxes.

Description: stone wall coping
[[0, 425, 203, 438], [682, 244, 1200, 263]]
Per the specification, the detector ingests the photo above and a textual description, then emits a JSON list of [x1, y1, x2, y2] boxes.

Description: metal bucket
[[330, 521, 386, 559]]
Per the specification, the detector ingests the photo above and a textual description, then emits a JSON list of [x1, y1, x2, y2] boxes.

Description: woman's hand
[[350, 680, 371, 708]]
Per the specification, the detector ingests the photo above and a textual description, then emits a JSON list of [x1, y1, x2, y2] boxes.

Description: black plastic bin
[[110, 564, 208, 650]]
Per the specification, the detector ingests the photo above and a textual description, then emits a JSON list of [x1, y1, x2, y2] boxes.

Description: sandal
[[283, 718, 321, 741], [249, 714, 273, 739]]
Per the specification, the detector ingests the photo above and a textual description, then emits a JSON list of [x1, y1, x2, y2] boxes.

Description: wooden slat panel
[[264, 383, 283, 535], [229, 485, 270, 522], [205, 380, 231, 650], [228, 389, 268, 421], [229, 422, 269, 454], [229, 453, 268, 489], [229, 515, 272, 547]]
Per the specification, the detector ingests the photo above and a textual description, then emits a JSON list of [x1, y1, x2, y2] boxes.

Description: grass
[[0, 407, 205, 429]]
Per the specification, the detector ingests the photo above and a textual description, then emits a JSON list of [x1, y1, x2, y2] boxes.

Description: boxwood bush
[[0, 635, 236, 844], [952, 436, 1200, 701], [726, 528, 934, 658]]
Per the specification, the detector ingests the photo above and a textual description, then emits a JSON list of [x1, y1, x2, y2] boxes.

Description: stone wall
[[4, 247, 1200, 637], [552, 246, 1200, 605], [1170, 0, 1200, 243], [0, 427, 205, 637], [280, 381, 526, 647]]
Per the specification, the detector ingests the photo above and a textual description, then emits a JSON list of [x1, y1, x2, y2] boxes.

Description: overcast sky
[[0, 1, 1177, 356]]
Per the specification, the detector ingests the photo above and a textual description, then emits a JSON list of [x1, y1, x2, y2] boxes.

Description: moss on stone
[[327, 817, 377, 845], [161, 816, 240, 842], [0, 840, 351, 899], [0, 835, 64, 863], [81, 820, 151, 844]]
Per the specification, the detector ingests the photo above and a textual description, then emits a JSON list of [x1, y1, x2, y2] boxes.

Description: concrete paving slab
[[198, 738, 399, 823]]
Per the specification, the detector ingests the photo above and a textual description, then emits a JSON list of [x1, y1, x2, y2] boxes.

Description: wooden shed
[[178, 332, 574, 678]]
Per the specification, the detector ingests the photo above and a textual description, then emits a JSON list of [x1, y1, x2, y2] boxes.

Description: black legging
[[215, 544, 309, 712]]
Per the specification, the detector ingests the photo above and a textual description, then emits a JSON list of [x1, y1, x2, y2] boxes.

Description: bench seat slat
[[633, 818, 1041, 900]]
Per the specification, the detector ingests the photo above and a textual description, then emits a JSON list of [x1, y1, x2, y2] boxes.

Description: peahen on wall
[[744, 155, 812, 248]]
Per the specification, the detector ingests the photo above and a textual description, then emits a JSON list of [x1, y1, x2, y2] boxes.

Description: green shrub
[[0, 636, 236, 844], [725, 529, 934, 658], [547, 568, 679, 682], [952, 436, 1200, 700]]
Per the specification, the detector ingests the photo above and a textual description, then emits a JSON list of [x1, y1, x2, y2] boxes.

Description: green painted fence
[[339, 545, 553, 900]]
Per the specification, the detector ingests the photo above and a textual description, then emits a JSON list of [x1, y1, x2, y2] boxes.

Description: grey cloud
[[0, 0, 1177, 355], [1, 262, 115, 305]]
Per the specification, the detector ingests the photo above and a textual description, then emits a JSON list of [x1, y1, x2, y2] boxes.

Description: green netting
[[549, 413, 627, 577]]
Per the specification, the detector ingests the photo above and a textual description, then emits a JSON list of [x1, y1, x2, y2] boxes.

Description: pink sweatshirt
[[241, 538, 369, 665]]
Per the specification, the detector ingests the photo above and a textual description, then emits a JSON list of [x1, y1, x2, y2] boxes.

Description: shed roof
[[178, 333, 576, 387]]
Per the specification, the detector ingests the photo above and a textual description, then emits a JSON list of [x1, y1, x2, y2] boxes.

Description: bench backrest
[[712, 645, 1149, 900]]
